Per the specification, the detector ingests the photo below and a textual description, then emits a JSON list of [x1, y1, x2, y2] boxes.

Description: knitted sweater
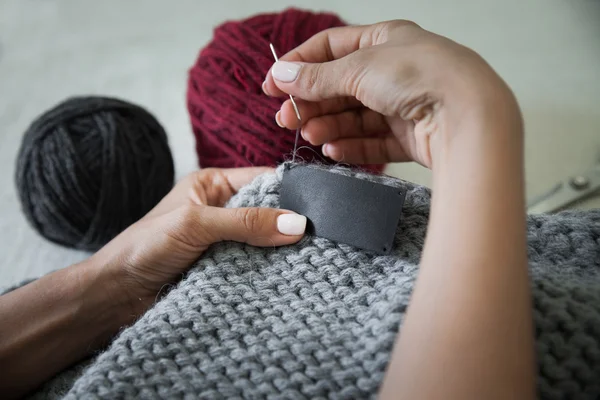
[[28, 165, 600, 399]]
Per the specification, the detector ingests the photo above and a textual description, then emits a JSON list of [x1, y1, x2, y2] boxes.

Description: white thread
[[269, 43, 302, 162]]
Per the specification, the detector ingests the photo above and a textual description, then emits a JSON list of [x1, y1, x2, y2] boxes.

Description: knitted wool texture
[[186, 9, 384, 174], [30, 165, 600, 399]]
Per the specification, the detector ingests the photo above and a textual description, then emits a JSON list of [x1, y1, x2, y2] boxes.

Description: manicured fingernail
[[272, 61, 301, 82], [262, 81, 270, 96], [300, 128, 307, 141], [277, 214, 307, 235], [275, 111, 285, 128], [322, 144, 330, 157]]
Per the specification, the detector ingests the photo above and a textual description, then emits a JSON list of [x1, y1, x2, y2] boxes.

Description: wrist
[[0, 258, 133, 397], [74, 256, 140, 333], [431, 76, 523, 171], [86, 245, 159, 319]]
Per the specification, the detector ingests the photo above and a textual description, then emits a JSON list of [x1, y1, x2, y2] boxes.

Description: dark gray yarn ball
[[15, 96, 175, 251]]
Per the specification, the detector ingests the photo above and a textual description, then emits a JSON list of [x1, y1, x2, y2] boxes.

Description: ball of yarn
[[187, 8, 384, 173], [15, 96, 175, 251]]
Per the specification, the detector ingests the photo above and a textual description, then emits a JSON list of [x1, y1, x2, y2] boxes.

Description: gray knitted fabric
[[30, 164, 600, 399]]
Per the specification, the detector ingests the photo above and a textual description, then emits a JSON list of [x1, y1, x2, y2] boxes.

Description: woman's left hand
[[0, 167, 305, 399], [94, 167, 306, 315]]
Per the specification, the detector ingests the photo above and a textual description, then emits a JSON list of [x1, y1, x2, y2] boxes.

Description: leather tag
[[280, 165, 406, 254]]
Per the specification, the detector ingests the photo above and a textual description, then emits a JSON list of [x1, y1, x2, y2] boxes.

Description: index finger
[[146, 167, 274, 218], [198, 167, 275, 207], [218, 167, 274, 192], [283, 24, 369, 63], [264, 24, 376, 97], [195, 167, 275, 207]]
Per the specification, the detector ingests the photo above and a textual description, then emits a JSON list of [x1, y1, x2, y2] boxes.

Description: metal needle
[[269, 43, 302, 122]]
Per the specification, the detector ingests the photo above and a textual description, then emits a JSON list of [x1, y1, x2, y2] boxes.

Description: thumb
[[205, 207, 307, 247], [270, 58, 357, 101]]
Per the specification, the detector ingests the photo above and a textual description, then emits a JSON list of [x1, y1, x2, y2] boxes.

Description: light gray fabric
[[27, 360, 91, 400], [30, 164, 600, 399]]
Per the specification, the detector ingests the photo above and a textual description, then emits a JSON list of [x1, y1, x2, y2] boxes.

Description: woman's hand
[[95, 167, 306, 315], [0, 167, 305, 399], [265, 21, 533, 400], [263, 20, 519, 168]]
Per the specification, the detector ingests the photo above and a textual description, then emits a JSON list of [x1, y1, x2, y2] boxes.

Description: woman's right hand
[[263, 20, 520, 168], [264, 20, 535, 400]]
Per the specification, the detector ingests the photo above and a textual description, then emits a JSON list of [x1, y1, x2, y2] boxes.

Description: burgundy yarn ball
[[187, 9, 385, 173]]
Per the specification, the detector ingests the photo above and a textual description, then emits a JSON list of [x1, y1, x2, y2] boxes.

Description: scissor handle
[[527, 165, 600, 214]]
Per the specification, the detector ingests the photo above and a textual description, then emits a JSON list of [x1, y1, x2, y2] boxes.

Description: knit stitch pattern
[[34, 165, 600, 399]]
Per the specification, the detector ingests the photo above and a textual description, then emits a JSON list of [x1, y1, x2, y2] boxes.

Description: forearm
[[381, 89, 535, 399], [0, 259, 132, 398]]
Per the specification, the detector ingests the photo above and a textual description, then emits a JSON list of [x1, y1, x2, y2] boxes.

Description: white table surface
[[1, 0, 599, 287]]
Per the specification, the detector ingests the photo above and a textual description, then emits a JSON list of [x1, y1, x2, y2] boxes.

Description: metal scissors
[[527, 163, 600, 213]]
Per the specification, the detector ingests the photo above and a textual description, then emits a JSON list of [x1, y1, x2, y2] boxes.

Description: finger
[[267, 58, 361, 101], [323, 137, 413, 164], [264, 24, 376, 97], [277, 97, 362, 129], [201, 207, 306, 247], [146, 167, 273, 218], [263, 20, 423, 98], [196, 167, 274, 207], [281, 19, 421, 63], [215, 167, 274, 192], [301, 109, 390, 146], [284, 25, 372, 62]]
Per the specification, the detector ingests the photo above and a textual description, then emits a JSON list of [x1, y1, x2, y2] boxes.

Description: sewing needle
[[269, 43, 302, 161]]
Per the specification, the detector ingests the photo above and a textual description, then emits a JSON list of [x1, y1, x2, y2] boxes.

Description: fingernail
[[277, 214, 307, 236], [322, 144, 330, 157], [275, 111, 285, 128], [272, 61, 301, 82], [262, 80, 270, 96]]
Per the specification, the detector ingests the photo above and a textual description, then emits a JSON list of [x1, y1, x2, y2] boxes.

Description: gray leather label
[[280, 165, 406, 254]]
